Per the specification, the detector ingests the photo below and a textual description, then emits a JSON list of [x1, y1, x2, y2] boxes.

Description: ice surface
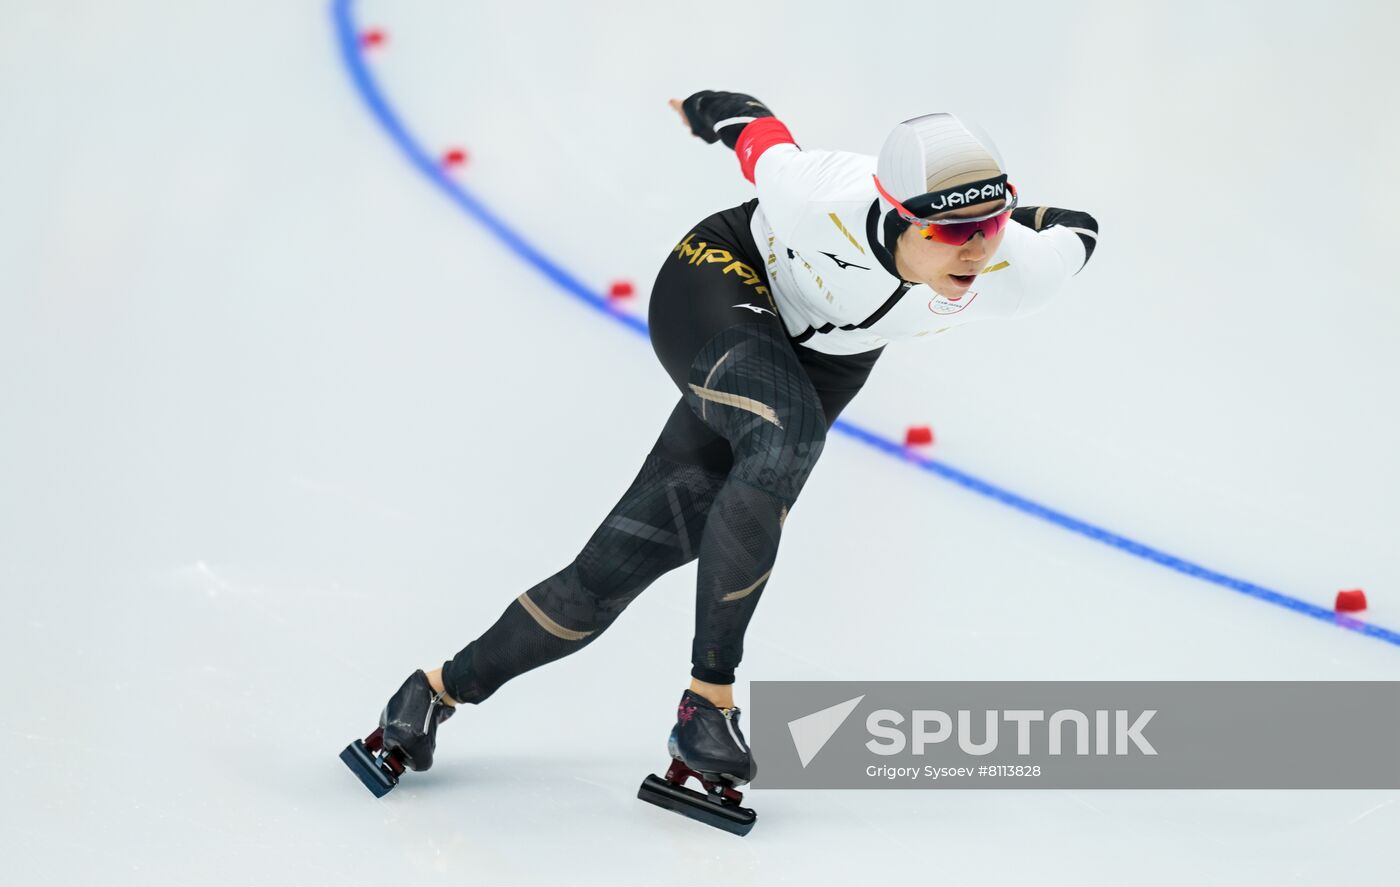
[[2, 1, 1397, 884]]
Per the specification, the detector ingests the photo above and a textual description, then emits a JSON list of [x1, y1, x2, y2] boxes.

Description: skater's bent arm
[[1011, 205, 1100, 271], [1002, 209, 1100, 317]]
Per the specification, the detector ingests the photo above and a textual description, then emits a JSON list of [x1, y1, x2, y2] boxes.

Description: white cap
[[876, 113, 1009, 217]]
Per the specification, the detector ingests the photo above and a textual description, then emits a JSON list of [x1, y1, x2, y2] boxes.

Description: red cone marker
[[904, 425, 934, 447], [1335, 589, 1367, 613]]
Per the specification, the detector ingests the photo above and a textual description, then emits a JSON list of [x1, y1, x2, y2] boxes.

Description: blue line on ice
[[331, 0, 1399, 649]]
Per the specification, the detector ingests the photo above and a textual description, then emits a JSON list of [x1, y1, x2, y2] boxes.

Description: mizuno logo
[[820, 252, 870, 271], [733, 303, 775, 316]]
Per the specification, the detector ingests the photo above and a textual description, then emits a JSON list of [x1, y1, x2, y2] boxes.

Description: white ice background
[[2, 1, 1398, 884]]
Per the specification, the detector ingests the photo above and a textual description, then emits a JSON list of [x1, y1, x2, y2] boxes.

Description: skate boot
[[340, 670, 455, 797], [637, 689, 758, 835]]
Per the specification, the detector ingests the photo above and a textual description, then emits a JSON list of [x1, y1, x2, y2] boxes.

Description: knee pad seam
[[515, 591, 594, 642]]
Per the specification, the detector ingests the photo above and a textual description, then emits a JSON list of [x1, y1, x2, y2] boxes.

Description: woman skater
[[341, 90, 1098, 833]]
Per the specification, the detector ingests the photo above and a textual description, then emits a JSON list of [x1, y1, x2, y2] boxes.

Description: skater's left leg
[[679, 323, 829, 687], [678, 341, 882, 693], [644, 199, 884, 691]]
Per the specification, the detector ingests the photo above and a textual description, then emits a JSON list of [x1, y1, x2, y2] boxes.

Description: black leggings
[[441, 200, 882, 702]]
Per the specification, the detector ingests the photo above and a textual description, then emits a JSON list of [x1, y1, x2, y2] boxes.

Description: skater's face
[[894, 198, 1009, 298]]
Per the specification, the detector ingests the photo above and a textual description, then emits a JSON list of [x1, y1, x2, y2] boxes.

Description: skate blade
[[637, 774, 756, 836], [340, 740, 398, 798]]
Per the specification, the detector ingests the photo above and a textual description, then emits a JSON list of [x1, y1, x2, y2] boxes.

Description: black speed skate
[[637, 689, 758, 836], [340, 670, 455, 797]]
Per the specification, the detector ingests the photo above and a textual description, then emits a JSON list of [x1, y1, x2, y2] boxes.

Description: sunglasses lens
[[924, 211, 1010, 245], [924, 220, 978, 245]]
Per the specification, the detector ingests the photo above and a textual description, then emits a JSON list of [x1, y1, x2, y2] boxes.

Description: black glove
[[1012, 206, 1099, 269], [680, 90, 775, 149]]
